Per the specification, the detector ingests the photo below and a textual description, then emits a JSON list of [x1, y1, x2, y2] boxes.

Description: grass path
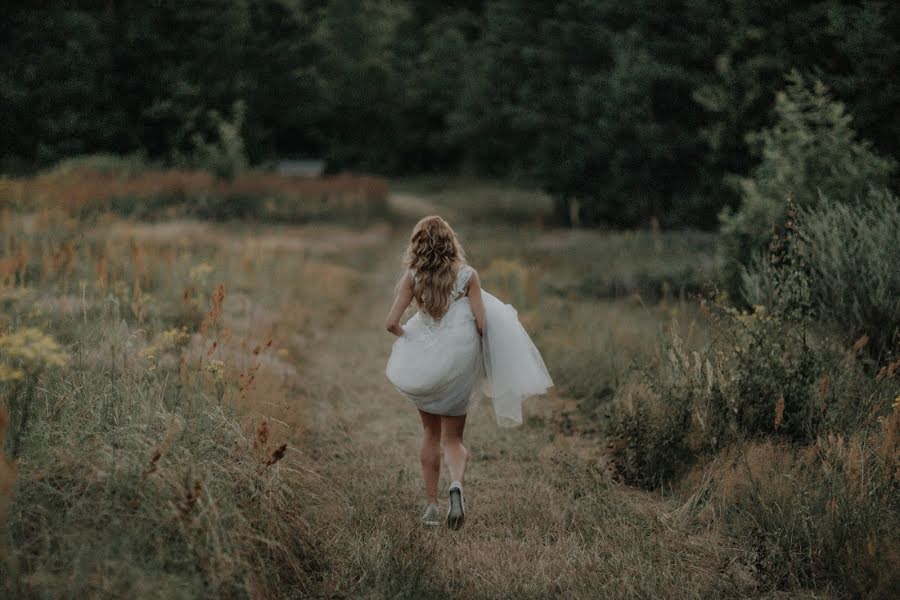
[[287, 220, 774, 599]]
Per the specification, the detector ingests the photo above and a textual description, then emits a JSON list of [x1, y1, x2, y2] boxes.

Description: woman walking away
[[384, 216, 553, 530]]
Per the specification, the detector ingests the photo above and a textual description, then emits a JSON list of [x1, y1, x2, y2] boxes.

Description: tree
[[720, 71, 896, 300]]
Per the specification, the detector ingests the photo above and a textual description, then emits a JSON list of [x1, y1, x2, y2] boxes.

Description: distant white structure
[[275, 159, 325, 177]]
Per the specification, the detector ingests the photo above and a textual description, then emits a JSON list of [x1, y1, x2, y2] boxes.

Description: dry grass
[[0, 202, 385, 597], [287, 222, 778, 599], [1, 177, 888, 598]]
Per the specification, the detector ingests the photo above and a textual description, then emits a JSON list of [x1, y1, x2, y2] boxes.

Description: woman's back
[[387, 263, 483, 415], [411, 265, 475, 326]]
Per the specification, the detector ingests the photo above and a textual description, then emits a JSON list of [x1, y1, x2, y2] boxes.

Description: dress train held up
[[386, 265, 552, 427]]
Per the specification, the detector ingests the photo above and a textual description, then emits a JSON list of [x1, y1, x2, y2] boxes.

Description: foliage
[[745, 193, 900, 359], [609, 378, 694, 488], [171, 101, 249, 180], [695, 1, 900, 198], [720, 72, 896, 299], [0, 328, 70, 456], [3, 2, 899, 227], [610, 238, 898, 487], [392, 176, 555, 225]]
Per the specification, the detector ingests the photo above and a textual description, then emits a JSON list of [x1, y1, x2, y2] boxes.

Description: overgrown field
[[0, 155, 389, 224], [1, 167, 898, 598]]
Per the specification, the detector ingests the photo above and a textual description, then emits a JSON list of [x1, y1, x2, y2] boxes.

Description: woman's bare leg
[[441, 414, 468, 484], [418, 410, 442, 504]]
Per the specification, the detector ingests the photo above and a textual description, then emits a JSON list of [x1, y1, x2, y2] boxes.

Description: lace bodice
[[410, 265, 475, 334]]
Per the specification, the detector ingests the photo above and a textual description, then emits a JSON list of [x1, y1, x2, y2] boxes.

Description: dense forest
[[2, 0, 898, 227]]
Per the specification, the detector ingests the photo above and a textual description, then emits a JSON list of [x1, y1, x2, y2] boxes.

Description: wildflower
[[0, 328, 69, 375], [0, 363, 24, 382], [206, 360, 226, 382], [160, 327, 191, 349], [139, 345, 158, 371]]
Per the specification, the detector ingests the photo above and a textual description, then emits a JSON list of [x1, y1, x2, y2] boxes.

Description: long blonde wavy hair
[[404, 215, 467, 319]]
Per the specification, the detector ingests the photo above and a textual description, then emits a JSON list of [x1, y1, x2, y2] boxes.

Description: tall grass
[[0, 207, 372, 597], [450, 187, 900, 596], [602, 197, 900, 595]]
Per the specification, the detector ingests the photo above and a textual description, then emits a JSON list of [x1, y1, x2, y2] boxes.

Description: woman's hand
[[385, 271, 414, 337], [387, 323, 405, 337]]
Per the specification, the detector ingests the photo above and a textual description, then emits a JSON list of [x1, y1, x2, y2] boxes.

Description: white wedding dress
[[385, 265, 553, 427]]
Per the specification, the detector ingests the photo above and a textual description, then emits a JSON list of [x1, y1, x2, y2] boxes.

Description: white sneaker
[[421, 502, 441, 527], [447, 481, 465, 530]]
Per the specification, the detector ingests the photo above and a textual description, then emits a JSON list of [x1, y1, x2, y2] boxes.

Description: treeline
[[2, 0, 898, 227]]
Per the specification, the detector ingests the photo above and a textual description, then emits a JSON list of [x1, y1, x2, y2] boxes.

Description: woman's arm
[[466, 269, 486, 336], [385, 271, 414, 337]]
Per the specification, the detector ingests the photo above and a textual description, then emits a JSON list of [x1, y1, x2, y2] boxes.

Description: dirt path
[[290, 225, 759, 599]]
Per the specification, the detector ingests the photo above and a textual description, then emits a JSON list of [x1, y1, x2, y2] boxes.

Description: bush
[[609, 378, 694, 488], [608, 293, 897, 488], [171, 101, 249, 181], [745, 192, 900, 358], [720, 70, 896, 301], [708, 429, 900, 596]]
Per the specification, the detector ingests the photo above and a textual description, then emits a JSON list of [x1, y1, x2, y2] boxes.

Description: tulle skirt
[[385, 291, 553, 427]]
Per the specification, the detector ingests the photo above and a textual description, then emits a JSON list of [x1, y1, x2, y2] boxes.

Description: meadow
[[0, 166, 898, 599]]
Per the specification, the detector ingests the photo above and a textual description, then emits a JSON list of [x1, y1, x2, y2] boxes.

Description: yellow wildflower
[[160, 327, 191, 350], [0, 363, 25, 382], [206, 360, 226, 382], [0, 328, 69, 372]]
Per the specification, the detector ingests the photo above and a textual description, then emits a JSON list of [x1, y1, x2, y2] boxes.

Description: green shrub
[[171, 101, 249, 181], [745, 192, 900, 358], [608, 292, 895, 488], [609, 377, 694, 488], [720, 70, 896, 301]]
